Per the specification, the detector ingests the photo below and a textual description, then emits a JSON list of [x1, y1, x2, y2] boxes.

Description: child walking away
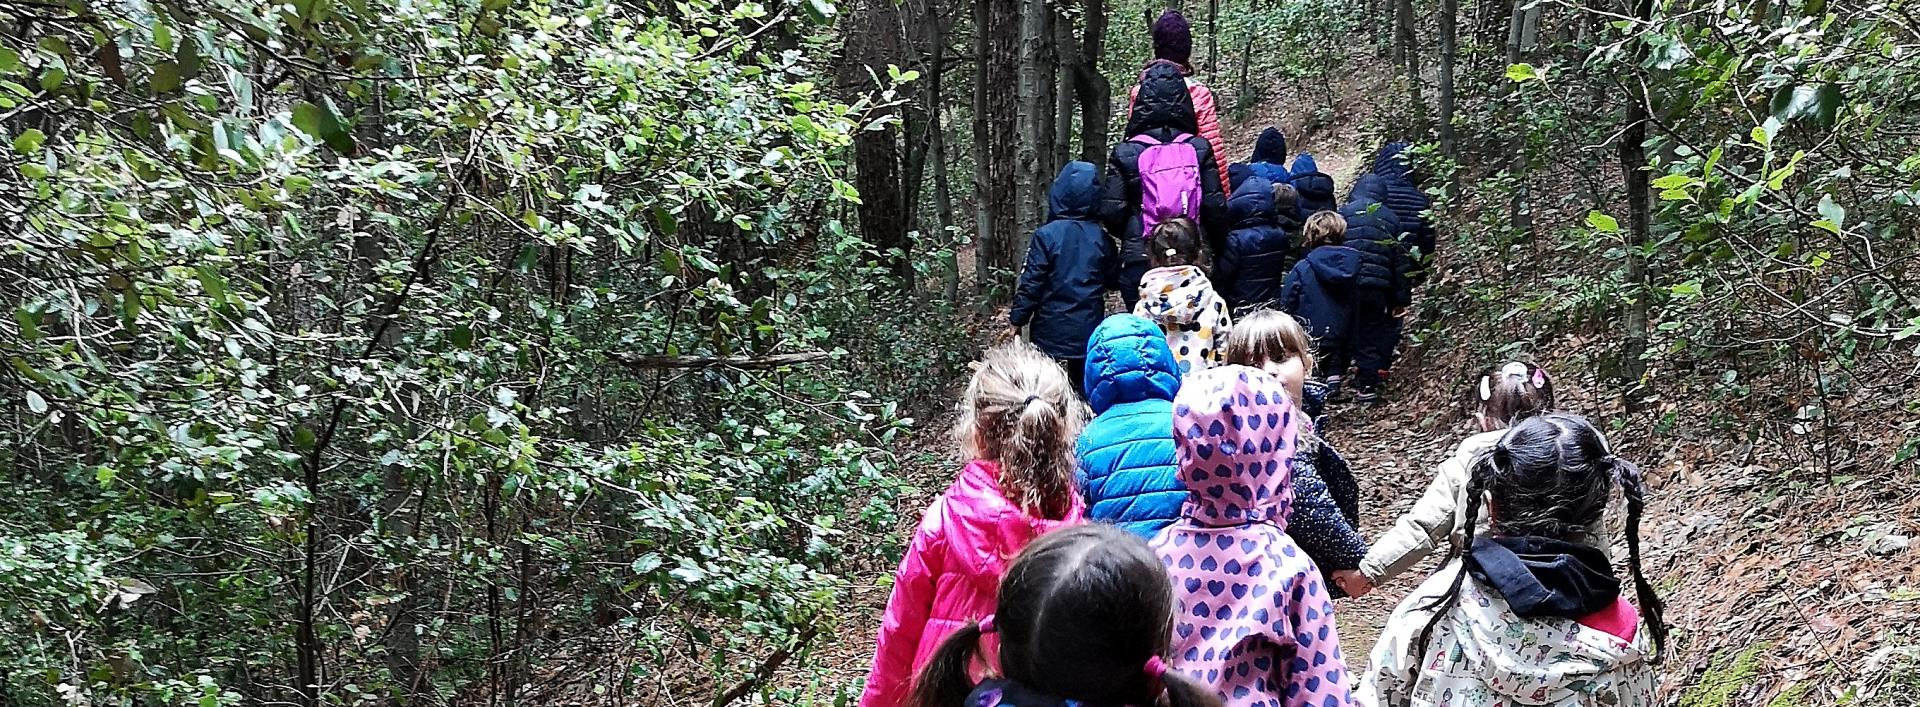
[[1151, 365, 1355, 707], [1009, 161, 1119, 393], [859, 343, 1088, 707], [1133, 219, 1232, 375], [1338, 177, 1413, 404], [1105, 62, 1228, 307], [1367, 142, 1435, 278], [1224, 311, 1371, 600], [1213, 176, 1296, 315], [1282, 212, 1363, 388], [1076, 314, 1187, 538], [1130, 9, 1229, 187], [1288, 154, 1338, 221], [1359, 413, 1665, 707], [1229, 126, 1292, 191], [1355, 362, 1562, 591], [907, 524, 1224, 707]]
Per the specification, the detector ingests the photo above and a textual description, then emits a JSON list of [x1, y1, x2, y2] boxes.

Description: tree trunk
[[974, 0, 994, 297], [1206, 0, 1219, 76], [1437, 0, 1458, 195], [1075, 0, 1112, 162], [931, 25, 959, 301], [1620, 0, 1654, 384], [1015, 0, 1051, 244], [1396, 0, 1427, 132], [979, 0, 1022, 288], [1054, 7, 1076, 171], [1503, 0, 1535, 237], [841, 0, 912, 283]]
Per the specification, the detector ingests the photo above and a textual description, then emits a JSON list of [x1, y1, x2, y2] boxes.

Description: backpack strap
[[1129, 134, 1165, 147], [1171, 133, 1194, 143]]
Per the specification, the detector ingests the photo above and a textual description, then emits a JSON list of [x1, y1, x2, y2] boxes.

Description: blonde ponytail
[[953, 343, 1085, 520]]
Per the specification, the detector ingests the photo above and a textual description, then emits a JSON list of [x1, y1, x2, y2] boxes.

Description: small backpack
[[1130, 133, 1203, 236]]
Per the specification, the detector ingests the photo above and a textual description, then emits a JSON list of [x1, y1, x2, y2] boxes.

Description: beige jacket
[[1360, 431, 1608, 583]]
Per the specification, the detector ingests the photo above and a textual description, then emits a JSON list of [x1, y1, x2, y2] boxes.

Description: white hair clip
[[1164, 248, 1178, 257], [1478, 376, 1493, 401], [1500, 361, 1529, 378], [1532, 367, 1548, 388]]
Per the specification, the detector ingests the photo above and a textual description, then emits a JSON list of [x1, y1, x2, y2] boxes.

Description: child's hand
[[1332, 570, 1374, 598]]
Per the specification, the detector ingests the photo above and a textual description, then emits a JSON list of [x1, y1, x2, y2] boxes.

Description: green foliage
[[0, 0, 961, 703], [1677, 643, 1768, 707]]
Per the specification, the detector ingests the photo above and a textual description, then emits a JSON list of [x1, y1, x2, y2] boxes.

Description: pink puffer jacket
[[857, 460, 1086, 707]]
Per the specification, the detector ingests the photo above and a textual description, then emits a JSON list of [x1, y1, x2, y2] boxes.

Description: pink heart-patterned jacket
[[1148, 366, 1355, 707]]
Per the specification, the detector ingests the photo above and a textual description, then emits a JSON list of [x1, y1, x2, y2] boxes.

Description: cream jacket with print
[[1359, 431, 1609, 584], [1357, 562, 1657, 707]]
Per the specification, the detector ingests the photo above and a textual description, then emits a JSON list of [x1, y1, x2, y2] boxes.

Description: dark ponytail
[[1611, 456, 1668, 661], [906, 621, 985, 707], [1159, 671, 1226, 707]]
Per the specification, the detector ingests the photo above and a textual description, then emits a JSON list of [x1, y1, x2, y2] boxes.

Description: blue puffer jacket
[[1229, 127, 1293, 192], [1213, 176, 1295, 313], [1074, 314, 1186, 538], [1289, 153, 1338, 220], [1281, 244, 1363, 342], [1010, 161, 1120, 359], [1341, 175, 1413, 306], [1370, 142, 1435, 263]]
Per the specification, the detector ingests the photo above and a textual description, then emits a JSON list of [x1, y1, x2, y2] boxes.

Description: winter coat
[[1214, 175, 1297, 313], [1075, 314, 1186, 538], [858, 460, 1087, 707], [1281, 245, 1363, 344], [1229, 127, 1294, 192], [1289, 153, 1338, 220], [1357, 431, 1610, 585], [1009, 161, 1120, 359], [1105, 62, 1230, 259], [1358, 559, 1656, 707], [1149, 366, 1355, 707], [1339, 184, 1412, 307], [1290, 430, 1369, 582], [1132, 265, 1233, 375], [1129, 59, 1229, 187], [1369, 143, 1435, 268]]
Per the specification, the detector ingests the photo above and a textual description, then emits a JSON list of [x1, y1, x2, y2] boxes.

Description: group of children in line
[[864, 10, 1664, 706]]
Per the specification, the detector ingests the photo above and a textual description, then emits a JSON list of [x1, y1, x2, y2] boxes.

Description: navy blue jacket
[[1074, 314, 1185, 538], [1213, 176, 1296, 313], [1340, 179, 1413, 307], [1009, 161, 1119, 359], [1281, 244, 1363, 342], [1293, 434, 1369, 585], [1101, 62, 1229, 260], [1289, 153, 1338, 220], [1371, 142, 1435, 262], [1228, 127, 1293, 192]]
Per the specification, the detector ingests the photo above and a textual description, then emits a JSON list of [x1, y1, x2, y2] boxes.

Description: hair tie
[[1022, 394, 1042, 407], [1143, 655, 1169, 681], [977, 615, 996, 634], [1499, 361, 1529, 378], [1164, 248, 1177, 257], [1531, 367, 1549, 388]]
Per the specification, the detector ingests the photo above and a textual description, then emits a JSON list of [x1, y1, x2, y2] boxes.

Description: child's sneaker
[[1353, 387, 1381, 405]]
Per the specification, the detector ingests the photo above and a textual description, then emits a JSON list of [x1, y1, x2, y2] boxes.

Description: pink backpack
[[1130, 132, 1203, 236]]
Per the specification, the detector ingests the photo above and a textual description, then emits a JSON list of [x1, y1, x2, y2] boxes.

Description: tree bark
[[1074, 0, 1112, 162], [931, 28, 960, 301], [840, 0, 913, 283], [1620, 0, 1654, 383], [1016, 0, 1052, 241], [1437, 0, 1458, 195], [1053, 6, 1076, 171], [1396, 0, 1427, 132], [1503, 0, 1537, 237], [978, 0, 1021, 290]]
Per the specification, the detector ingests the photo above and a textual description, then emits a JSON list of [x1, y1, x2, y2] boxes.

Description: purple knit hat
[[1151, 10, 1192, 68]]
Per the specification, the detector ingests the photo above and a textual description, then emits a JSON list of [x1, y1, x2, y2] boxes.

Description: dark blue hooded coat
[[1340, 175, 1413, 306], [1009, 161, 1119, 359], [1289, 152, 1338, 220], [1370, 142, 1435, 261], [1074, 314, 1186, 538], [1213, 175, 1297, 313], [1281, 244, 1363, 342], [1228, 126, 1293, 192]]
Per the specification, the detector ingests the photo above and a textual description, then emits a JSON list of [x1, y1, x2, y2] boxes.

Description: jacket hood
[[1083, 314, 1182, 414], [1251, 127, 1288, 164], [1172, 365, 1299, 528], [1291, 152, 1320, 176], [1135, 266, 1216, 327], [1227, 175, 1277, 228], [1125, 62, 1199, 136], [1372, 141, 1414, 181], [1444, 565, 1652, 703], [1304, 245, 1362, 284], [1468, 536, 1621, 619], [1048, 160, 1100, 219], [1350, 173, 1391, 205]]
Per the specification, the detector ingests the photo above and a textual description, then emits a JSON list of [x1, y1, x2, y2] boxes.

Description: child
[[1151, 365, 1355, 707], [1009, 160, 1120, 393], [859, 343, 1088, 707], [1228, 126, 1291, 191], [1337, 179, 1413, 404], [1076, 314, 1187, 538], [1354, 362, 1560, 591], [1131, 9, 1229, 187], [1213, 177, 1296, 315], [1288, 153, 1338, 220], [1133, 218, 1232, 375], [1105, 62, 1229, 306], [1368, 142, 1435, 274], [1281, 212, 1363, 388], [908, 524, 1224, 707], [1223, 311, 1371, 599], [1359, 413, 1665, 706]]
